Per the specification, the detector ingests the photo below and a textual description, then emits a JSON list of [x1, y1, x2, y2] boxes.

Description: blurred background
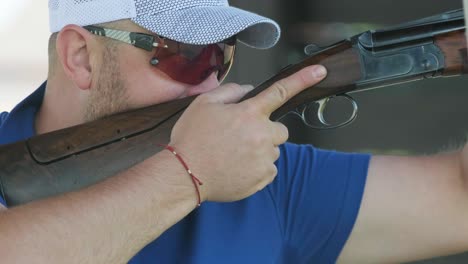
[[0, 0, 48, 111], [2, 0, 468, 263]]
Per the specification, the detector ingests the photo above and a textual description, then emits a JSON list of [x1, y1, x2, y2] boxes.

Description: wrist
[[151, 149, 207, 206], [158, 144, 205, 206]]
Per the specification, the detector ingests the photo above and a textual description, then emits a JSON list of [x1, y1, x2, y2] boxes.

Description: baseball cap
[[48, 0, 281, 49]]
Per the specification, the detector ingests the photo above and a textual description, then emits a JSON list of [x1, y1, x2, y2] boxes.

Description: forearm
[[0, 150, 197, 264]]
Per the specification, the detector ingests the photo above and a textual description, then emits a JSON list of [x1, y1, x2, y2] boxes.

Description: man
[[0, 0, 467, 263]]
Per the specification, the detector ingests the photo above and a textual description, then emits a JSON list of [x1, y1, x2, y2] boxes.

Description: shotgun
[[0, 9, 467, 206]]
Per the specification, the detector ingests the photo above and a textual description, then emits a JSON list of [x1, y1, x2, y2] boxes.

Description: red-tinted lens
[[152, 37, 236, 85]]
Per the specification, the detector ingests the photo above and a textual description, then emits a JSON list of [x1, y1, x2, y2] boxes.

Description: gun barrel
[[359, 9, 465, 50]]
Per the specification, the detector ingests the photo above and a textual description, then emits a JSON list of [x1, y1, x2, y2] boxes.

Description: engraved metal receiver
[[296, 9, 466, 129]]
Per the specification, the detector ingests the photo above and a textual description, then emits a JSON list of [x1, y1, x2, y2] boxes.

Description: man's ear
[[56, 25, 95, 90]]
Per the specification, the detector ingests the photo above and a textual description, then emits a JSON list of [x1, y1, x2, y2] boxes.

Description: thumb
[[204, 83, 255, 104]]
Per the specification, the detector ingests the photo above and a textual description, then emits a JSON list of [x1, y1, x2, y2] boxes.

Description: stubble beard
[[84, 45, 130, 122]]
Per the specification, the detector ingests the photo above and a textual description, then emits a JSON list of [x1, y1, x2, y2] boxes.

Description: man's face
[[83, 22, 221, 122]]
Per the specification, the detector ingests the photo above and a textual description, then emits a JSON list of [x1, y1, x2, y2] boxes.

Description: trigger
[[316, 98, 330, 125]]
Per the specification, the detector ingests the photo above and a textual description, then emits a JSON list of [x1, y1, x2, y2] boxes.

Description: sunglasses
[[84, 25, 236, 85]]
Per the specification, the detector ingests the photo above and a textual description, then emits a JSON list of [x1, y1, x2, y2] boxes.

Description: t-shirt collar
[[0, 82, 46, 145]]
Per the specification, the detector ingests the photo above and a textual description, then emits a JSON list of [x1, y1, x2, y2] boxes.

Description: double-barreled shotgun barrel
[[0, 9, 467, 206]]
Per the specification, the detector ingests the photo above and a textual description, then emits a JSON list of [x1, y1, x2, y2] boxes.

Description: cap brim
[[131, 6, 281, 49]]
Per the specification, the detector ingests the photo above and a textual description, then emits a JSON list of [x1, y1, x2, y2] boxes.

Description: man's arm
[[0, 150, 201, 263], [338, 145, 468, 263]]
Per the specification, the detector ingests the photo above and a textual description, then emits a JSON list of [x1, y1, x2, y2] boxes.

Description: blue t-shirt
[[0, 83, 371, 263]]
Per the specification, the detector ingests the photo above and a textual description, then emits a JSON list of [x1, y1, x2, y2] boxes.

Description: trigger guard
[[297, 94, 359, 130], [338, 94, 358, 127]]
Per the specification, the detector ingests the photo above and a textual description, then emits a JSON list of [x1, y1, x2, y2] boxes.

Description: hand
[[169, 65, 327, 202]]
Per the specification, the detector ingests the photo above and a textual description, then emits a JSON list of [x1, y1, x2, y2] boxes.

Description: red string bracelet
[[159, 144, 203, 206]]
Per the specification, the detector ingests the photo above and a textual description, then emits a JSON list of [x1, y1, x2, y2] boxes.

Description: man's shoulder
[[270, 142, 371, 262]]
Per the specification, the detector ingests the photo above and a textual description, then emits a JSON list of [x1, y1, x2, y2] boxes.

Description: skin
[[1, 19, 468, 263]]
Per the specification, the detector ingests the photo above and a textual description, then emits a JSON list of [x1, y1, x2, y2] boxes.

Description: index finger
[[246, 65, 327, 115]]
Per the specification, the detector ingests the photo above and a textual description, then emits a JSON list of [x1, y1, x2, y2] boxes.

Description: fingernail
[[312, 65, 327, 78]]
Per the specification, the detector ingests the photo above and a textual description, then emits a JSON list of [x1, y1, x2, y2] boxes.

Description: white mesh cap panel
[[49, 0, 281, 49], [49, 0, 137, 32], [134, 0, 228, 15], [132, 6, 280, 48]]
